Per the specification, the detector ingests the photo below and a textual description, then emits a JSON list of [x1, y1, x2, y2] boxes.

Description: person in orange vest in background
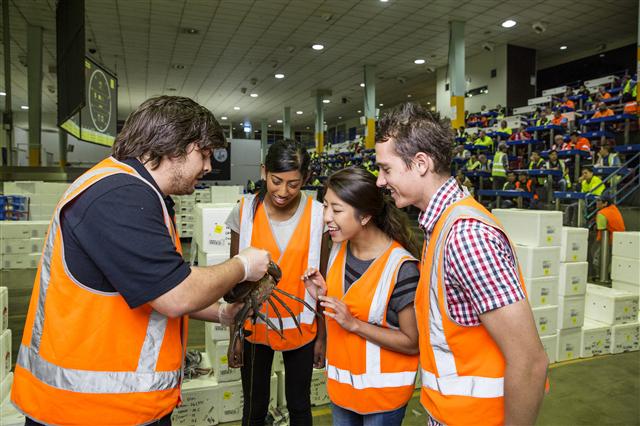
[[551, 110, 568, 127], [560, 95, 575, 110], [592, 102, 615, 119], [11, 96, 271, 426], [374, 102, 548, 426], [303, 167, 420, 425], [226, 139, 330, 426], [570, 131, 592, 152], [595, 191, 626, 243], [596, 86, 612, 101]]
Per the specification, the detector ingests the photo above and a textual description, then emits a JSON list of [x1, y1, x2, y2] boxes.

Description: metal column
[[27, 24, 43, 166], [315, 94, 324, 153], [448, 21, 465, 129], [3, 0, 13, 166], [364, 65, 376, 149], [58, 128, 67, 167], [283, 106, 291, 139], [599, 230, 610, 283], [260, 119, 268, 163]]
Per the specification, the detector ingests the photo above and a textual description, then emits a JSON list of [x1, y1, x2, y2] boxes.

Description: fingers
[[237, 247, 271, 282]]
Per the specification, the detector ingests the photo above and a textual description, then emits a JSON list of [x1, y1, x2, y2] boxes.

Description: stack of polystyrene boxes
[[611, 232, 640, 296], [585, 284, 639, 354], [210, 186, 243, 205], [173, 188, 214, 238], [194, 203, 235, 267], [493, 209, 562, 363], [0, 221, 49, 269], [0, 286, 23, 426], [172, 354, 220, 426], [3, 181, 68, 221]]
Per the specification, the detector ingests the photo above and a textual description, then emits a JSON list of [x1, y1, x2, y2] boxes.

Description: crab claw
[[267, 261, 282, 282]]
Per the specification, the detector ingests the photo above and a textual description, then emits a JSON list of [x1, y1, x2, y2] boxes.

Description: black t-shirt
[[60, 158, 191, 309]]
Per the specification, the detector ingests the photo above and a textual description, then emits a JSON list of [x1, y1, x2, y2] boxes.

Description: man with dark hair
[[11, 96, 271, 425], [375, 102, 548, 426]]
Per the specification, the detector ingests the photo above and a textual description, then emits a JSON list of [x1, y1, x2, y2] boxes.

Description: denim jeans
[[331, 403, 407, 426]]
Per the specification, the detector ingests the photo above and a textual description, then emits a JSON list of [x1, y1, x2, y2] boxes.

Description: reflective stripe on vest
[[492, 151, 507, 177]]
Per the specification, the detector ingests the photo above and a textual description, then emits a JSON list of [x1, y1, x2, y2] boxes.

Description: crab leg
[[255, 311, 286, 339], [273, 287, 322, 319], [270, 292, 303, 335], [267, 298, 285, 334]]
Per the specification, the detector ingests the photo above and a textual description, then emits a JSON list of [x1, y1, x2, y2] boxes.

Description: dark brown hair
[[376, 102, 453, 174], [112, 96, 226, 169], [326, 166, 419, 258]]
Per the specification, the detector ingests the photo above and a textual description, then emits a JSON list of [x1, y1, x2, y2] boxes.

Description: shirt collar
[[121, 157, 175, 213], [418, 177, 465, 235]]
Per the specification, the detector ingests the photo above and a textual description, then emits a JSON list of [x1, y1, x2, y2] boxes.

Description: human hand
[[235, 247, 270, 281], [301, 267, 327, 300], [313, 338, 326, 368], [319, 296, 358, 332], [217, 302, 244, 326]]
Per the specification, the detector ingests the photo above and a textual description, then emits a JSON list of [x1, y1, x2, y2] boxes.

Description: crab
[[224, 260, 320, 367]]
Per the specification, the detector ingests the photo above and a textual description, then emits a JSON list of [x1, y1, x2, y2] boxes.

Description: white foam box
[[210, 186, 243, 204], [176, 213, 195, 224], [310, 368, 329, 406], [612, 231, 640, 258], [195, 189, 212, 203], [557, 295, 585, 329], [29, 193, 62, 204], [269, 373, 278, 410], [272, 351, 284, 373], [0, 287, 7, 332], [0, 372, 13, 405], [525, 276, 558, 308], [560, 227, 588, 262], [0, 394, 25, 426], [205, 321, 230, 344], [276, 371, 286, 407], [1, 253, 40, 269], [194, 204, 235, 254], [580, 319, 611, 358], [585, 284, 639, 325], [610, 322, 639, 353], [532, 305, 558, 337], [29, 203, 56, 217], [0, 221, 49, 239], [217, 380, 243, 423], [493, 209, 562, 247], [540, 333, 558, 364], [206, 340, 241, 383], [558, 262, 588, 296], [197, 251, 229, 267], [0, 329, 10, 380], [556, 328, 581, 362], [613, 281, 639, 296], [171, 376, 220, 426], [611, 256, 640, 286], [515, 245, 560, 278], [0, 238, 44, 255]]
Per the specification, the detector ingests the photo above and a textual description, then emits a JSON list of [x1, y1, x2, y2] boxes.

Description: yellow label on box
[[624, 307, 629, 313], [567, 351, 573, 359], [541, 296, 547, 304], [547, 236, 553, 243], [541, 324, 547, 331], [544, 269, 550, 275], [223, 391, 232, 400], [572, 285, 578, 292], [572, 255, 577, 261], [596, 340, 602, 346], [626, 335, 631, 342], [221, 355, 228, 363], [214, 225, 223, 234], [572, 317, 577, 324]]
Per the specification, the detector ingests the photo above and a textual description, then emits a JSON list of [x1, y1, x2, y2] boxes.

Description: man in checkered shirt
[[374, 103, 548, 426]]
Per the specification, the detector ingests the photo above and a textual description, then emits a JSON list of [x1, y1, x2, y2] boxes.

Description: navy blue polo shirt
[[60, 158, 191, 308]]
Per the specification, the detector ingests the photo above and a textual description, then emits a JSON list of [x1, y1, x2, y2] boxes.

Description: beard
[[170, 162, 196, 195]]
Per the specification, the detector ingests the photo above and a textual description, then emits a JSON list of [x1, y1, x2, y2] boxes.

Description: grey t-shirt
[[344, 244, 419, 328]]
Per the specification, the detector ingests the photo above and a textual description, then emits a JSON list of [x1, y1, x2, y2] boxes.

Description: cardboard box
[[0, 329, 10, 380], [194, 204, 235, 254], [610, 322, 639, 354], [310, 368, 329, 406], [515, 245, 560, 278], [532, 305, 558, 337], [0, 238, 44, 255], [556, 328, 581, 362], [0, 221, 49, 239], [558, 262, 588, 296], [217, 380, 243, 423], [0, 287, 7, 332], [580, 319, 611, 358], [585, 284, 639, 325], [493, 209, 562, 247], [560, 227, 588, 262], [197, 251, 229, 267], [611, 256, 640, 286], [557, 295, 585, 329], [612, 281, 640, 296], [540, 333, 558, 364], [612, 231, 640, 258], [525, 276, 558, 308], [206, 340, 241, 383], [1, 253, 40, 269], [171, 376, 220, 426]]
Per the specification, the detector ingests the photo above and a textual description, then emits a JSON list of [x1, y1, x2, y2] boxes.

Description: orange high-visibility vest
[[11, 157, 187, 425], [238, 194, 324, 350], [325, 241, 419, 414], [597, 204, 626, 242], [415, 196, 528, 426]]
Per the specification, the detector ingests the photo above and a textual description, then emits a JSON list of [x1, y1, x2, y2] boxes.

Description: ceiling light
[[560, 45, 567, 50], [233, 106, 240, 110], [501, 19, 517, 28], [21, 105, 29, 110], [275, 73, 285, 79], [306, 126, 311, 130], [379, 103, 384, 107], [323, 99, 330, 104], [360, 83, 365, 87], [338, 116, 343, 119], [427, 102, 431, 105], [296, 111, 303, 115], [277, 119, 283, 123], [414, 59, 426, 64], [268, 124, 272, 128], [311, 44, 324, 51], [0, 91, 5, 96], [180, 27, 200, 35], [221, 116, 228, 120], [407, 94, 412, 98], [250, 93, 258, 97], [380, 0, 389, 2], [357, 110, 362, 113], [173, 64, 185, 70]]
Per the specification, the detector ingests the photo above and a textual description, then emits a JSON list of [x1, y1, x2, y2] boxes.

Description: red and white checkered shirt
[[421, 178, 525, 425]]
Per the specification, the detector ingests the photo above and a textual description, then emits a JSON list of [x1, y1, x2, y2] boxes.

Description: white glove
[[217, 302, 240, 326], [234, 247, 270, 282]]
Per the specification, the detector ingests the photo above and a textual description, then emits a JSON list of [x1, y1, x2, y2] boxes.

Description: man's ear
[[413, 152, 432, 176]]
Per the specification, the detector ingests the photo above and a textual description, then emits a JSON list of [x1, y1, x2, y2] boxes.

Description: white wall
[[204, 138, 261, 186], [436, 44, 507, 117]]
